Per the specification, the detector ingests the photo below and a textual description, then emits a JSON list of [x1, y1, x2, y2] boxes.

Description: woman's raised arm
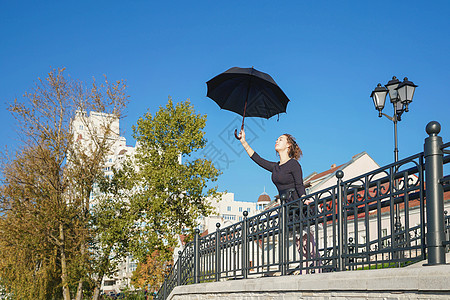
[[239, 129, 255, 157]]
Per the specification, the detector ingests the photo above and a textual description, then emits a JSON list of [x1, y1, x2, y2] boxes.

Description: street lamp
[[370, 76, 418, 162], [370, 76, 417, 263]]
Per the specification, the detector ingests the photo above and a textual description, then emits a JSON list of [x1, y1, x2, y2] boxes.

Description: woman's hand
[[304, 199, 313, 205], [304, 199, 322, 212], [239, 129, 246, 143], [239, 129, 254, 157]]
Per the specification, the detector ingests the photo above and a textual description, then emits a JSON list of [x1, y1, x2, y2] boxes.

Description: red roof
[[333, 186, 450, 221], [306, 163, 345, 183], [258, 194, 271, 203]]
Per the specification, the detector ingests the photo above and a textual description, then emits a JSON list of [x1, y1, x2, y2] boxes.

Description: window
[[239, 207, 243, 212], [129, 263, 137, 272], [104, 280, 115, 286], [222, 214, 236, 220], [382, 228, 388, 248], [79, 125, 84, 130], [239, 217, 243, 221], [227, 206, 231, 212], [246, 208, 251, 212]]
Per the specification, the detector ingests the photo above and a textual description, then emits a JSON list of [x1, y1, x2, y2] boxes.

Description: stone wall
[[171, 291, 450, 300], [168, 259, 450, 300]]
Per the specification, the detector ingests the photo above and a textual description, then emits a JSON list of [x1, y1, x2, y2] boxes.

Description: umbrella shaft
[[241, 100, 247, 130]]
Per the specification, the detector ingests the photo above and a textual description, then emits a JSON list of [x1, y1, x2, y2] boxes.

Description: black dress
[[251, 152, 306, 200]]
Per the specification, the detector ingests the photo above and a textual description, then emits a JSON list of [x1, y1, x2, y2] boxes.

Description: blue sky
[[1, 1, 449, 202]]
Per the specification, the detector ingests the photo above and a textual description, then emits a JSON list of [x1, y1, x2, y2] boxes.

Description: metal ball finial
[[426, 121, 441, 136], [216, 222, 221, 228], [336, 170, 344, 179], [195, 228, 200, 234], [243, 211, 248, 217]]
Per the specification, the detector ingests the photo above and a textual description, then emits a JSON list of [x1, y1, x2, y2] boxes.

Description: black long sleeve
[[250, 152, 277, 172], [250, 152, 306, 199]]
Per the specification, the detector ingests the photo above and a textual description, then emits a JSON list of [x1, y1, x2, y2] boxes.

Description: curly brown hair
[[283, 133, 302, 160]]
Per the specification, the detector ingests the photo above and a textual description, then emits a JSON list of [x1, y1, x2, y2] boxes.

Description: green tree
[[0, 68, 128, 300], [119, 98, 221, 277], [0, 146, 65, 299], [89, 170, 136, 300]]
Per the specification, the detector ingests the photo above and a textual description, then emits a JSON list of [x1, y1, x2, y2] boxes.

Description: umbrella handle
[[234, 121, 245, 140], [234, 129, 241, 140]]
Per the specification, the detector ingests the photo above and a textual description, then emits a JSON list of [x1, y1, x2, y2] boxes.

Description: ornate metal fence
[[155, 121, 450, 299]]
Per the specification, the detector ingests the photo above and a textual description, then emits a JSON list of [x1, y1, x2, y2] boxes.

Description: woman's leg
[[299, 230, 319, 273]]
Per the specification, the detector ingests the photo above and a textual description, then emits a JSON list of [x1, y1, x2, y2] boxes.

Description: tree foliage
[[0, 71, 220, 298], [88, 172, 137, 300], [118, 98, 221, 271], [130, 249, 172, 293], [0, 68, 128, 299]]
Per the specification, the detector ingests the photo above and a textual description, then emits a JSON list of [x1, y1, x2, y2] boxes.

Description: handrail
[[155, 122, 449, 299]]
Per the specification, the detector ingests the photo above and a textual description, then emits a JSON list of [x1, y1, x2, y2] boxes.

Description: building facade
[[304, 151, 380, 194], [198, 192, 260, 235], [72, 110, 138, 294]]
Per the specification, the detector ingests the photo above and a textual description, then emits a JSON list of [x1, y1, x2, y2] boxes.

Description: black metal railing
[[155, 121, 450, 299]]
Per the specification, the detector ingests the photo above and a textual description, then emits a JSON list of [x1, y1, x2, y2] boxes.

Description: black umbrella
[[206, 67, 290, 139]]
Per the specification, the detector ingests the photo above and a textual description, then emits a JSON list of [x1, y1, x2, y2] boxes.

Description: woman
[[239, 129, 318, 273], [238, 129, 308, 203]]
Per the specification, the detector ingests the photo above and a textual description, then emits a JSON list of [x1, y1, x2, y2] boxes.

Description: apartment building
[[72, 110, 138, 293], [198, 192, 263, 235]]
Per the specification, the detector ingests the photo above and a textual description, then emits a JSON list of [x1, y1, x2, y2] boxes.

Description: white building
[[72, 110, 138, 294], [304, 151, 380, 194], [198, 192, 261, 235], [72, 110, 136, 202]]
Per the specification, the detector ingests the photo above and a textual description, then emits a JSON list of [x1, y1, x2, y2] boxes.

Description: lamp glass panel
[[373, 90, 387, 110], [404, 85, 416, 103], [395, 101, 404, 113], [386, 84, 399, 102], [397, 85, 407, 103], [372, 97, 379, 110]]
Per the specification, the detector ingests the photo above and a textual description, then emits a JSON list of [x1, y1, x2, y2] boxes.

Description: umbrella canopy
[[206, 67, 290, 139]]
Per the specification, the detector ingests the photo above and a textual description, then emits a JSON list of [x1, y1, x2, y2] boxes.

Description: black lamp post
[[370, 76, 418, 163], [370, 76, 417, 262]]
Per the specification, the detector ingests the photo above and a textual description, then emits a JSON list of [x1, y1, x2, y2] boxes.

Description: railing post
[[280, 202, 287, 275], [163, 275, 167, 299], [336, 170, 344, 271], [242, 211, 248, 279], [215, 222, 221, 282], [424, 121, 446, 265], [177, 251, 182, 286], [348, 237, 355, 270], [445, 210, 449, 252], [193, 228, 200, 283]]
